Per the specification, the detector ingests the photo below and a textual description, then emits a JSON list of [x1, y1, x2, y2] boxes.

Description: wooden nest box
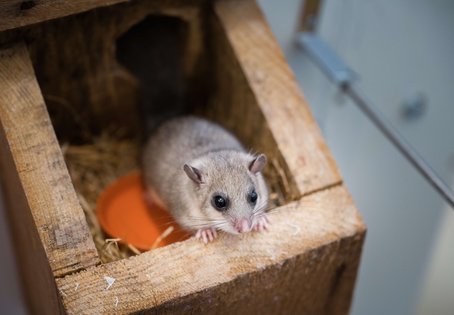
[[0, 0, 366, 314]]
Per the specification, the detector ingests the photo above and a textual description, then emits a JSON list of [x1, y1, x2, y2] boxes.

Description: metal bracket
[[296, 32, 454, 208], [296, 32, 356, 86]]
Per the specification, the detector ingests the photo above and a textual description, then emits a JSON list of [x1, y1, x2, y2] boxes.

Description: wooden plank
[[21, 0, 204, 142], [0, 111, 65, 314], [0, 42, 100, 277], [0, 0, 129, 32], [212, 0, 341, 197], [205, 3, 301, 201], [57, 186, 365, 314]]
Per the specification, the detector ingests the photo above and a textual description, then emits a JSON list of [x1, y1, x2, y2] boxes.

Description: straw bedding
[[62, 132, 287, 263]]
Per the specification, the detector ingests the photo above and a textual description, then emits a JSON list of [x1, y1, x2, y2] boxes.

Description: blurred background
[[1, 0, 453, 314], [257, 0, 454, 314]]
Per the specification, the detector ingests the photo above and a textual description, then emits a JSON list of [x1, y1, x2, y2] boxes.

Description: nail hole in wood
[[20, 1, 36, 11]]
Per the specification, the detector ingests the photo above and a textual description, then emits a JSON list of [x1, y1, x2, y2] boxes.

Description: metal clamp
[[296, 32, 454, 209]]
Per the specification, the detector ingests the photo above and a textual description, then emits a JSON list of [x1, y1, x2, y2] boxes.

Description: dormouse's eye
[[248, 190, 258, 205], [212, 195, 229, 211]]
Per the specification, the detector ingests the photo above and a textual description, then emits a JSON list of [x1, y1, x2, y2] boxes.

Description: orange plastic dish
[[96, 171, 190, 251]]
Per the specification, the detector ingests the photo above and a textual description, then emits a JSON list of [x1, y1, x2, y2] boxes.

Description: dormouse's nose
[[235, 218, 251, 233]]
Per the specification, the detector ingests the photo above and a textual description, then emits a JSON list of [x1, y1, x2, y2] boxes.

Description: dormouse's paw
[[253, 215, 269, 232], [195, 228, 218, 244]]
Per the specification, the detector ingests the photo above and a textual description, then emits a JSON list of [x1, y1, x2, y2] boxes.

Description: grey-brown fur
[[143, 116, 269, 235]]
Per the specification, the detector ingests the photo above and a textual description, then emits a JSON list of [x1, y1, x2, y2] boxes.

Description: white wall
[[0, 189, 27, 315], [416, 176, 454, 315], [257, 0, 454, 314]]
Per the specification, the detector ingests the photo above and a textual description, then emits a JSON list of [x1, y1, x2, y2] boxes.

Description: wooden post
[[0, 43, 100, 314]]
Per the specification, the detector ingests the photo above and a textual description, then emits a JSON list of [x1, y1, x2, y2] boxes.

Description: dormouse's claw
[[195, 228, 218, 244], [207, 229, 214, 242], [264, 215, 270, 224], [253, 215, 269, 233]]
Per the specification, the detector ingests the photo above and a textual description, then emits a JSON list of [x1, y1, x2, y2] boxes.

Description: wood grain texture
[[205, 2, 300, 201], [57, 186, 365, 315], [0, 0, 129, 32], [0, 135, 65, 314], [23, 0, 205, 142], [0, 94, 65, 315], [0, 42, 99, 277], [212, 0, 341, 197]]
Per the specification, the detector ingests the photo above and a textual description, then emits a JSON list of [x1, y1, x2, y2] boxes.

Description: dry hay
[[62, 132, 287, 263], [62, 133, 140, 262]]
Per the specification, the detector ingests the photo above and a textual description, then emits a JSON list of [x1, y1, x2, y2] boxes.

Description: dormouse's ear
[[183, 164, 204, 184], [249, 154, 267, 174]]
